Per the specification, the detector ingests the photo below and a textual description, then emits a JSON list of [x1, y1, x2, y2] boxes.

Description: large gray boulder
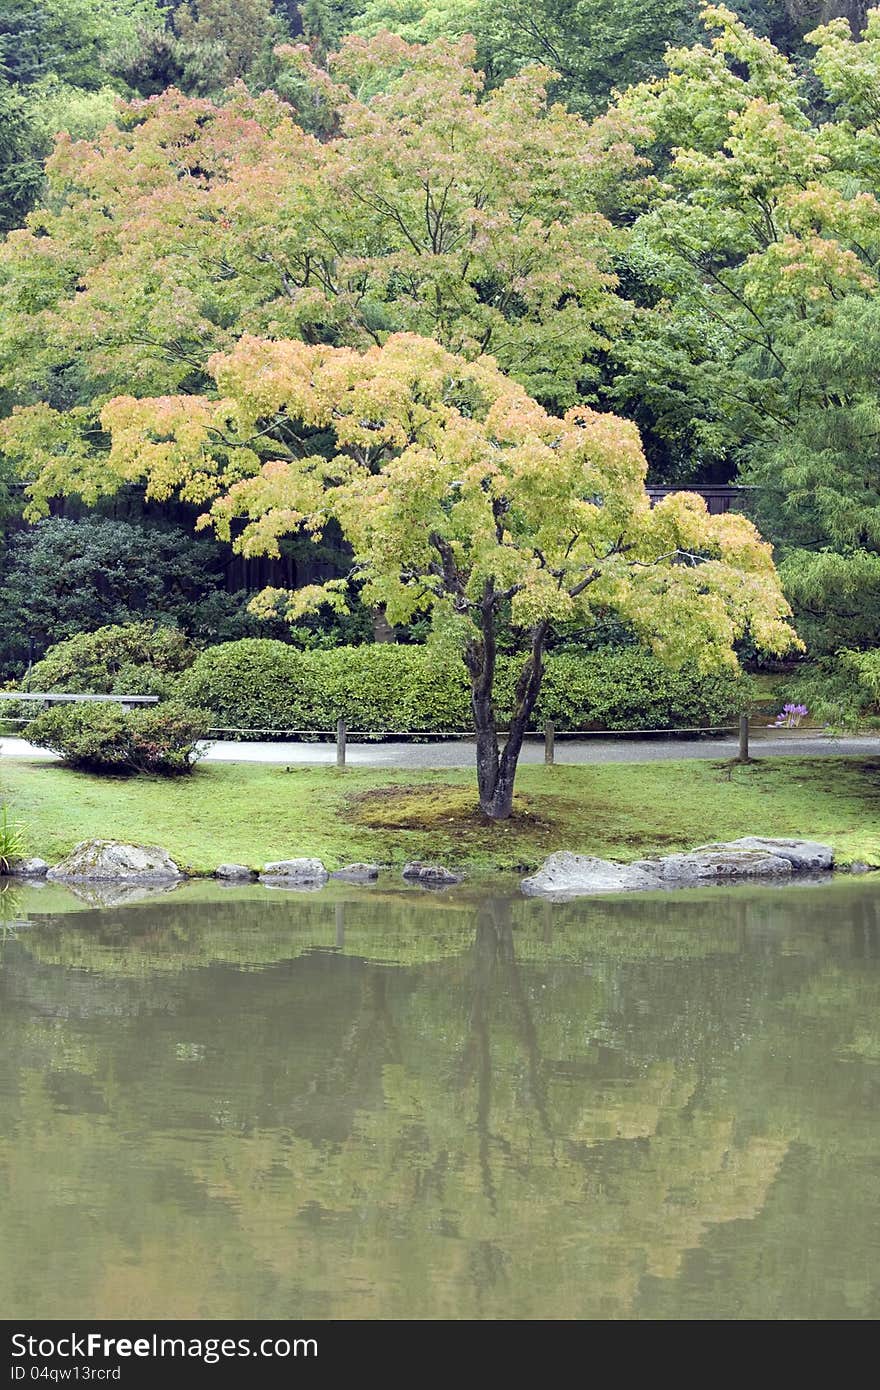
[[657, 848, 793, 885], [521, 843, 804, 898], [521, 852, 662, 899], [260, 857, 328, 888], [693, 837, 833, 873], [47, 839, 182, 882]]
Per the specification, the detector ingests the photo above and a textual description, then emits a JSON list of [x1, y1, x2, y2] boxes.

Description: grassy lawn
[[2, 752, 880, 874]]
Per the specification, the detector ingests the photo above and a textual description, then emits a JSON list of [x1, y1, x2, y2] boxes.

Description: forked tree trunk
[[467, 611, 549, 820]]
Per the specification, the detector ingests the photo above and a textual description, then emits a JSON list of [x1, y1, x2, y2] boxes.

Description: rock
[[657, 848, 793, 885], [521, 843, 803, 898], [8, 857, 49, 879], [847, 861, 877, 875], [694, 836, 833, 873], [47, 839, 182, 882], [259, 857, 328, 887], [402, 861, 463, 886], [521, 852, 662, 900], [214, 863, 255, 881], [330, 863, 380, 882]]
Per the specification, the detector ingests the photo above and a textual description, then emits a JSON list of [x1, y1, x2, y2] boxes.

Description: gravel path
[[3, 732, 879, 768]]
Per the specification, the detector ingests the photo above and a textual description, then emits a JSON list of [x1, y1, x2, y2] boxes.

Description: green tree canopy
[[0, 32, 632, 445], [593, 5, 880, 703], [0, 1, 167, 232]]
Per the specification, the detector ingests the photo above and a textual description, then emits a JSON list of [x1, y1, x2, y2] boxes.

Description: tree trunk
[[473, 685, 502, 814], [371, 606, 396, 643], [466, 586, 502, 815], [467, 606, 548, 819]]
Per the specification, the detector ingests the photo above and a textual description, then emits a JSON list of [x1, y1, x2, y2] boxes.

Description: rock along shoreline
[[520, 838, 836, 900], [0, 834, 859, 905]]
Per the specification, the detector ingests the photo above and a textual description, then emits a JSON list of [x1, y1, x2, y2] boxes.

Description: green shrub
[[21, 623, 197, 698], [178, 639, 311, 732], [537, 649, 748, 731], [131, 703, 211, 773], [27, 700, 208, 775], [779, 652, 880, 729], [178, 639, 747, 735], [178, 640, 476, 732]]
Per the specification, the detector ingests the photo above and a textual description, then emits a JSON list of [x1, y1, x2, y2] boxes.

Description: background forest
[[1, 0, 878, 726]]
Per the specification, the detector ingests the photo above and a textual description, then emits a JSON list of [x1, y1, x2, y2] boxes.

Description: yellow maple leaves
[[93, 329, 799, 665]]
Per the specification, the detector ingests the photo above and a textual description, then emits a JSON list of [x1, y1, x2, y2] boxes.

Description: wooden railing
[[0, 692, 159, 709]]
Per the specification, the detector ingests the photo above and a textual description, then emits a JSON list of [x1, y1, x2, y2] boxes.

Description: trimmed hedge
[[178, 641, 479, 733], [178, 640, 748, 735], [537, 651, 748, 731]]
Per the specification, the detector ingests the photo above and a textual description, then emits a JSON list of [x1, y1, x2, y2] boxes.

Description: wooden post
[[544, 720, 555, 765], [336, 717, 347, 768], [738, 712, 750, 763]]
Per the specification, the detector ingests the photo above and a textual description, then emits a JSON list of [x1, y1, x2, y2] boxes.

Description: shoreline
[[4, 836, 877, 908]]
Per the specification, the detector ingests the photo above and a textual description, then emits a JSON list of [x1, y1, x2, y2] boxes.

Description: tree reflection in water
[[0, 879, 879, 1318]]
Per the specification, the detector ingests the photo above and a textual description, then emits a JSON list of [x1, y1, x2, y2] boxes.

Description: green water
[[1, 875, 879, 1320]]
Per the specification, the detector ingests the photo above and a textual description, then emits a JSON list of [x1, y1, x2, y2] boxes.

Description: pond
[[1, 874, 879, 1320]]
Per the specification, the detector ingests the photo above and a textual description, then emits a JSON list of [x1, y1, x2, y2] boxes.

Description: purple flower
[[774, 703, 808, 727]]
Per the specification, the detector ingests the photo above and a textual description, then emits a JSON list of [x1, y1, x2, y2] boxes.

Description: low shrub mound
[[20, 623, 197, 699], [27, 701, 208, 776], [178, 640, 748, 736]]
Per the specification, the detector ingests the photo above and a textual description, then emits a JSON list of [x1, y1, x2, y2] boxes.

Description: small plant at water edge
[[0, 804, 27, 873]]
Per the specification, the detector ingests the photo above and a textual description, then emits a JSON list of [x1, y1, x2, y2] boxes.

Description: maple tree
[[0, 31, 631, 470], [595, 5, 880, 713], [0, 0, 167, 232], [80, 332, 797, 816], [0, 4, 865, 726]]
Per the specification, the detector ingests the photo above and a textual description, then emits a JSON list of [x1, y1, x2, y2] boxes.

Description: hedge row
[[178, 640, 747, 735]]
